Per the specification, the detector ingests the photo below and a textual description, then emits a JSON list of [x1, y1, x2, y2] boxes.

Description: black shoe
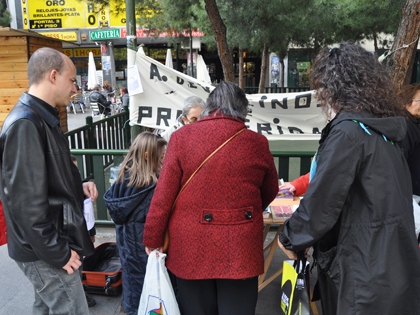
[[86, 294, 96, 307]]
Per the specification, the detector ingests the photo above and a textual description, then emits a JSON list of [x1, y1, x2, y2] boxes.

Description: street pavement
[[66, 106, 103, 130], [0, 228, 306, 315]]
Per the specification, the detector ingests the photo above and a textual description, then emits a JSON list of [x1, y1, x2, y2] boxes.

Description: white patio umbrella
[[196, 54, 211, 84], [165, 49, 173, 69], [87, 51, 98, 90]]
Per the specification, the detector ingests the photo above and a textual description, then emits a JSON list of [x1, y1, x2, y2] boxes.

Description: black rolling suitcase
[[82, 242, 122, 296]]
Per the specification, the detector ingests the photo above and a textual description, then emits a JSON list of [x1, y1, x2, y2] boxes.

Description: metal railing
[[243, 86, 310, 94], [65, 109, 131, 181], [70, 149, 316, 225], [271, 150, 314, 182]]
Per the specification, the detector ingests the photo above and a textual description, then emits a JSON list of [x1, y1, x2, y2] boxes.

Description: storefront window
[[287, 49, 311, 88]]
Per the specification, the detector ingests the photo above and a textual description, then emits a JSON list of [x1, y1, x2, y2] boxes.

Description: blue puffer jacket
[[104, 177, 155, 315]]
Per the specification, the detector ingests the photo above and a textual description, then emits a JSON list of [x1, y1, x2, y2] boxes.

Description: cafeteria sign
[[90, 29, 120, 41]]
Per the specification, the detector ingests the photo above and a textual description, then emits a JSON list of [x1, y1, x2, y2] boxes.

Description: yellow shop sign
[[39, 31, 78, 41]]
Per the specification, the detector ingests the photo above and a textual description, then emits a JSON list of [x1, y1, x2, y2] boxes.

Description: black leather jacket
[[89, 91, 111, 107], [0, 93, 94, 267]]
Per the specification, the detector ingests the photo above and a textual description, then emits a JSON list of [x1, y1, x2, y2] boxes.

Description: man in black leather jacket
[[89, 85, 112, 116], [0, 47, 97, 314]]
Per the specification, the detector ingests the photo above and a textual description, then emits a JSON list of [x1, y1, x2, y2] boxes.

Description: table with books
[[258, 192, 302, 292]]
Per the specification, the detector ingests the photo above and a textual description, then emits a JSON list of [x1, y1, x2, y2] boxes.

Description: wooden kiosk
[[0, 27, 69, 131]]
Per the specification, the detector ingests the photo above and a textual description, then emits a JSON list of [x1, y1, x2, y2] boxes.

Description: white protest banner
[[130, 49, 326, 140]]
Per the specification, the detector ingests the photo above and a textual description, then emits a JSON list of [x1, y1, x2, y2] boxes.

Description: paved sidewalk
[[0, 227, 320, 315], [67, 108, 103, 130], [0, 227, 122, 315]]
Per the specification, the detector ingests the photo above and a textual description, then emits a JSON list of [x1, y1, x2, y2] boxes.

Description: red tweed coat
[[143, 115, 279, 280]]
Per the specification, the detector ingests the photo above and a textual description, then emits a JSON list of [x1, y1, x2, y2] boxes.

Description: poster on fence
[[128, 48, 326, 140]]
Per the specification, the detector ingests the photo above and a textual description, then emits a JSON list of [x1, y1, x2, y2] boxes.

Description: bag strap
[[171, 127, 246, 209], [293, 251, 307, 273]]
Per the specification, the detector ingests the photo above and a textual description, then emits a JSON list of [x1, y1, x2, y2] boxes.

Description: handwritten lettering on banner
[[130, 49, 326, 140]]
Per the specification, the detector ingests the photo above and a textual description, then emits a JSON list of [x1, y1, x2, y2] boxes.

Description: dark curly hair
[[310, 42, 405, 118]]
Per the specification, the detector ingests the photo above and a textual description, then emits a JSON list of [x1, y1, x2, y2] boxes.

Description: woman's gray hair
[[201, 81, 248, 121], [182, 96, 206, 116]]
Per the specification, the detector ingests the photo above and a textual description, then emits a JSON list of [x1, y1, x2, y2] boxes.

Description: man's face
[[55, 58, 78, 107]]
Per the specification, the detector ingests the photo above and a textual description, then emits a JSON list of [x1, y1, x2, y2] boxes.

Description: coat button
[[245, 211, 252, 219], [204, 213, 213, 222]]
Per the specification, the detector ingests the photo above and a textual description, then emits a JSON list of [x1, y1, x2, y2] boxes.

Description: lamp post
[[126, 0, 141, 140]]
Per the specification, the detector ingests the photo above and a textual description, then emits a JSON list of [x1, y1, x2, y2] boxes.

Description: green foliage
[[331, 0, 403, 46], [85, 0, 404, 52], [295, 0, 404, 51], [0, 1, 11, 27], [89, 0, 406, 81]]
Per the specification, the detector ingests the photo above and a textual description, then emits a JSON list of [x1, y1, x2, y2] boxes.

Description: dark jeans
[[99, 105, 111, 116], [175, 276, 258, 315]]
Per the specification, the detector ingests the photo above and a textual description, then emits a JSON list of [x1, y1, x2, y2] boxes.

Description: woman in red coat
[[143, 81, 279, 315]]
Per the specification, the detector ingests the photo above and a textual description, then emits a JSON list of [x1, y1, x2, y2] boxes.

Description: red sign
[[119, 28, 204, 38]]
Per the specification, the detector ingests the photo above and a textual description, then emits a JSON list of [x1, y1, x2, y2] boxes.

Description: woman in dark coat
[[104, 132, 167, 315], [143, 81, 279, 315], [278, 42, 420, 314], [400, 84, 420, 197]]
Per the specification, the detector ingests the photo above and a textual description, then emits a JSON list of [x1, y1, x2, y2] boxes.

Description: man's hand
[[83, 182, 98, 202], [62, 249, 82, 274]]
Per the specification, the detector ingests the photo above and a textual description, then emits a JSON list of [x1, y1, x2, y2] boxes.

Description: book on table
[[270, 205, 294, 222]]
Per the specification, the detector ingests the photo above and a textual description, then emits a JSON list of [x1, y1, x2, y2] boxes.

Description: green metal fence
[[243, 86, 310, 94], [70, 149, 316, 225], [64, 107, 315, 224], [64, 109, 131, 181]]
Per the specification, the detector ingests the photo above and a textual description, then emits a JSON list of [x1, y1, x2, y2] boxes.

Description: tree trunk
[[258, 44, 269, 93], [238, 47, 244, 88], [388, 0, 420, 91], [373, 31, 379, 55], [204, 0, 235, 82], [280, 58, 285, 87]]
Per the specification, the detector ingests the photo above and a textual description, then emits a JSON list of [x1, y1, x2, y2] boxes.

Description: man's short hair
[[27, 47, 65, 87]]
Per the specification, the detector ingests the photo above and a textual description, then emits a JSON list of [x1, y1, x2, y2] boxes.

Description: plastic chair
[[90, 102, 101, 117], [68, 102, 76, 114], [72, 94, 85, 114], [91, 103, 110, 119]]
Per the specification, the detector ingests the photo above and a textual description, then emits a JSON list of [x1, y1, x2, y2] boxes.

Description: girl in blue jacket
[[104, 132, 167, 315]]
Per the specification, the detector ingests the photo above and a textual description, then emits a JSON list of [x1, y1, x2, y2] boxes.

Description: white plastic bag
[[83, 198, 95, 230], [138, 250, 180, 315], [412, 195, 420, 238]]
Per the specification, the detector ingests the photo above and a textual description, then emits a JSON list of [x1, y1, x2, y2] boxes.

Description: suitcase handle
[[105, 273, 121, 287]]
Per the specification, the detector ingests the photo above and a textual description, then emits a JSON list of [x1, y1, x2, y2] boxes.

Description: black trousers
[[175, 276, 258, 315]]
